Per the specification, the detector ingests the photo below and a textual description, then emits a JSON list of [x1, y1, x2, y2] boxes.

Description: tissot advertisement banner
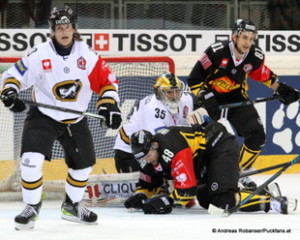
[[1, 29, 299, 56]]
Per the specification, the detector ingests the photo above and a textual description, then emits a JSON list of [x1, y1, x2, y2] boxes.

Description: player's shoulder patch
[[14, 59, 28, 76]]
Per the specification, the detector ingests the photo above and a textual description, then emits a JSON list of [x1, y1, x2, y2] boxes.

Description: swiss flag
[[42, 59, 52, 71], [94, 34, 109, 51]]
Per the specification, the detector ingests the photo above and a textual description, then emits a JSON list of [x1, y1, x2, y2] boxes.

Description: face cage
[[158, 88, 183, 114]]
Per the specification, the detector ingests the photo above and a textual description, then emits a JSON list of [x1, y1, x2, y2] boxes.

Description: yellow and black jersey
[[187, 40, 278, 103]]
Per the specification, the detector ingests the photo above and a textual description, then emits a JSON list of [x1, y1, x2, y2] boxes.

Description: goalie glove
[[187, 107, 211, 126], [124, 193, 147, 209], [142, 195, 174, 214], [274, 83, 300, 105], [197, 90, 220, 121], [0, 87, 26, 112], [97, 97, 122, 129]]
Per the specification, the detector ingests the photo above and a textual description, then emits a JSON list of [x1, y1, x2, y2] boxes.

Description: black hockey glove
[[0, 87, 26, 112], [124, 193, 147, 209], [197, 90, 220, 121], [97, 97, 122, 129], [142, 195, 174, 214], [274, 83, 300, 105]]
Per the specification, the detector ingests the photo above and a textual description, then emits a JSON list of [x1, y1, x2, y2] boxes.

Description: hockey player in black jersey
[[124, 126, 297, 215], [187, 19, 300, 190]]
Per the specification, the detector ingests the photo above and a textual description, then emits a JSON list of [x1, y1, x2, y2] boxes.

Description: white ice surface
[[0, 174, 299, 240]]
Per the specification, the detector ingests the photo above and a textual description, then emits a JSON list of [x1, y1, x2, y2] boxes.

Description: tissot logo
[[94, 33, 109, 51]]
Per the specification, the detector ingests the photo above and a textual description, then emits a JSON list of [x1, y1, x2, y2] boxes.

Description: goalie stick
[[208, 154, 300, 216], [219, 95, 283, 109]]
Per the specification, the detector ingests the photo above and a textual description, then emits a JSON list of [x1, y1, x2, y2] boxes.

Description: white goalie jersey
[[2, 39, 118, 122], [114, 93, 194, 154]]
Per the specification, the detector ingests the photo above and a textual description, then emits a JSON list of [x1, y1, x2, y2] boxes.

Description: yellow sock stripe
[[240, 191, 270, 209], [135, 186, 161, 199], [171, 189, 195, 206], [3, 77, 22, 89], [66, 173, 88, 188], [98, 85, 117, 96], [240, 144, 261, 170], [21, 177, 43, 190], [96, 97, 116, 108]]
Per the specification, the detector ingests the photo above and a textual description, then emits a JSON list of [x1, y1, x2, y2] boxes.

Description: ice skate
[[267, 182, 297, 214], [15, 202, 41, 230], [61, 200, 98, 225], [239, 175, 257, 191], [270, 196, 298, 214]]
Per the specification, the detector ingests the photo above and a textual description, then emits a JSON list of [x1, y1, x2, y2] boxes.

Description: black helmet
[[48, 5, 76, 30], [232, 19, 257, 36], [131, 130, 154, 160]]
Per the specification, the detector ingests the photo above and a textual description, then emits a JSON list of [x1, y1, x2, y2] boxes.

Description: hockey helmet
[[154, 73, 184, 114], [48, 5, 76, 30], [131, 130, 154, 160], [232, 19, 257, 36]]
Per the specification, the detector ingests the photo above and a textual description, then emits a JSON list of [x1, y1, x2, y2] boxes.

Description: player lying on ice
[[124, 108, 297, 215]]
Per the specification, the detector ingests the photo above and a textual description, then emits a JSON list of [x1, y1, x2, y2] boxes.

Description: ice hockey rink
[[0, 174, 299, 240]]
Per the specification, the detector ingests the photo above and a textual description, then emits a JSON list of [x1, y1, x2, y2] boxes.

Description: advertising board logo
[[271, 101, 300, 153], [94, 33, 109, 51]]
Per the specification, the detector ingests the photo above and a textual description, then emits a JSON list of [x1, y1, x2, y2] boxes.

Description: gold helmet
[[154, 73, 184, 114]]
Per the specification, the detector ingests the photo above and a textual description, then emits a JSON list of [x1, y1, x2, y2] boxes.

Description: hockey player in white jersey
[[0, 5, 121, 230], [113, 73, 194, 173]]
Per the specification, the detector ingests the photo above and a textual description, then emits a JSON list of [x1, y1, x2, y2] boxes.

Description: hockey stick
[[239, 161, 297, 178], [208, 154, 300, 216], [197, 160, 299, 191], [219, 95, 282, 109], [22, 100, 106, 122]]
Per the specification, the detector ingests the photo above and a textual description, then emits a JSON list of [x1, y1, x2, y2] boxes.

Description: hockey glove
[[124, 193, 147, 209], [197, 90, 220, 121], [97, 97, 122, 129], [274, 83, 300, 105], [187, 107, 211, 126], [0, 87, 26, 112], [142, 195, 174, 214]]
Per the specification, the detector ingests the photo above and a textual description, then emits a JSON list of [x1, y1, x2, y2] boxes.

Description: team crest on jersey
[[53, 79, 82, 101], [219, 58, 229, 68], [77, 57, 86, 70], [42, 59, 52, 72], [243, 64, 253, 72], [210, 76, 240, 93]]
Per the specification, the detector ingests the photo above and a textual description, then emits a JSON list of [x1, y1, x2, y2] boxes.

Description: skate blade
[[61, 215, 98, 225], [15, 221, 35, 231]]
